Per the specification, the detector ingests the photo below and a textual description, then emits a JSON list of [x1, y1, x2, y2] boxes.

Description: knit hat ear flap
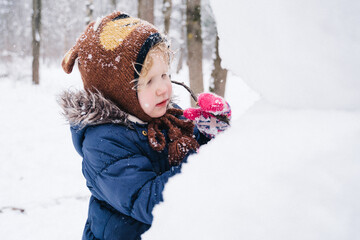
[[62, 47, 78, 74]]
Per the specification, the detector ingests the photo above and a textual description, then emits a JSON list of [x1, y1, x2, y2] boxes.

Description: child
[[59, 11, 231, 240]]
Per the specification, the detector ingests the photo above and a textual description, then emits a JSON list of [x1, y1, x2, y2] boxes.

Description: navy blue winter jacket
[[60, 90, 208, 240]]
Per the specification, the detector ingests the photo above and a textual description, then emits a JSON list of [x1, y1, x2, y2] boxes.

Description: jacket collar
[[127, 114, 147, 125], [58, 89, 132, 128]]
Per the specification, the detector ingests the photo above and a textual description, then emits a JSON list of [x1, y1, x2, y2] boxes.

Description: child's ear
[[61, 47, 78, 74]]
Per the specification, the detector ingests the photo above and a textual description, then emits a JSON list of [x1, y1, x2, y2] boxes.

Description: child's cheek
[[168, 82, 173, 96]]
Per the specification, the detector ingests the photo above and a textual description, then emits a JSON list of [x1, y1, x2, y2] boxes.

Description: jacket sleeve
[[82, 125, 181, 225]]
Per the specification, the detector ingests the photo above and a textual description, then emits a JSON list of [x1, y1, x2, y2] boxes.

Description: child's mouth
[[156, 99, 168, 107]]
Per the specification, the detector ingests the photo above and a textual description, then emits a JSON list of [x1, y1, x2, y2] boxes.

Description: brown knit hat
[[62, 11, 164, 122]]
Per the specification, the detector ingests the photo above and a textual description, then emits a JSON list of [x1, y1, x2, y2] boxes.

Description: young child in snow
[[59, 11, 231, 240]]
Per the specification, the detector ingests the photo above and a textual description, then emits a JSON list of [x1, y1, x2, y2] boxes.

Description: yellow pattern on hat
[[100, 18, 141, 51]]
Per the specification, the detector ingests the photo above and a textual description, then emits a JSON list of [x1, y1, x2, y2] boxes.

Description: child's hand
[[183, 93, 231, 138]]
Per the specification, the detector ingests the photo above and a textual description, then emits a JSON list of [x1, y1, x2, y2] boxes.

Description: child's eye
[[147, 79, 152, 85], [161, 73, 169, 79]]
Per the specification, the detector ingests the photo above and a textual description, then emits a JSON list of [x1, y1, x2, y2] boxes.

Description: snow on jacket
[[59, 90, 209, 240]]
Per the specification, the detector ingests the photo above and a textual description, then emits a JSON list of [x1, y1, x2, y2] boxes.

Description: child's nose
[[156, 83, 167, 95]]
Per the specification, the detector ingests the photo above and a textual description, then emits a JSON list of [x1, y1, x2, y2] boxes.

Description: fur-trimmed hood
[[58, 90, 133, 128]]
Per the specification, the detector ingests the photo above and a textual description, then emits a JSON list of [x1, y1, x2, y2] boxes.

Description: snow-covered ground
[[0, 67, 88, 239]]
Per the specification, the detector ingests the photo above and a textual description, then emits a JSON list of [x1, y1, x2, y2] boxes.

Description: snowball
[[210, 0, 360, 110]]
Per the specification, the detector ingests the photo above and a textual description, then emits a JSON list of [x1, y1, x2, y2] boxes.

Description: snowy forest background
[[0, 0, 226, 101], [1, 0, 360, 239]]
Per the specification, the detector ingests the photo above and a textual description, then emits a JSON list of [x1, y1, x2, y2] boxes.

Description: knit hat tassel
[[148, 108, 199, 165]]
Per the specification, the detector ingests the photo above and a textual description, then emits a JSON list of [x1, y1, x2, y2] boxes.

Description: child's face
[[137, 52, 172, 118]]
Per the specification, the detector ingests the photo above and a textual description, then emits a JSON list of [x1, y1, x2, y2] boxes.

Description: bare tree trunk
[[111, 0, 117, 10], [176, 0, 186, 74], [211, 35, 227, 97], [186, 0, 203, 107], [86, 0, 94, 25], [163, 0, 172, 34], [32, 0, 41, 85], [138, 0, 154, 24], [176, 49, 184, 74]]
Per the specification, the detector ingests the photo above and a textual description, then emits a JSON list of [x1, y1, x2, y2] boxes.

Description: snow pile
[[144, 104, 360, 240], [210, 0, 360, 109], [144, 1, 360, 239]]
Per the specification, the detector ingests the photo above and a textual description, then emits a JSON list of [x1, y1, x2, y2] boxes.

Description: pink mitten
[[184, 93, 231, 138]]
